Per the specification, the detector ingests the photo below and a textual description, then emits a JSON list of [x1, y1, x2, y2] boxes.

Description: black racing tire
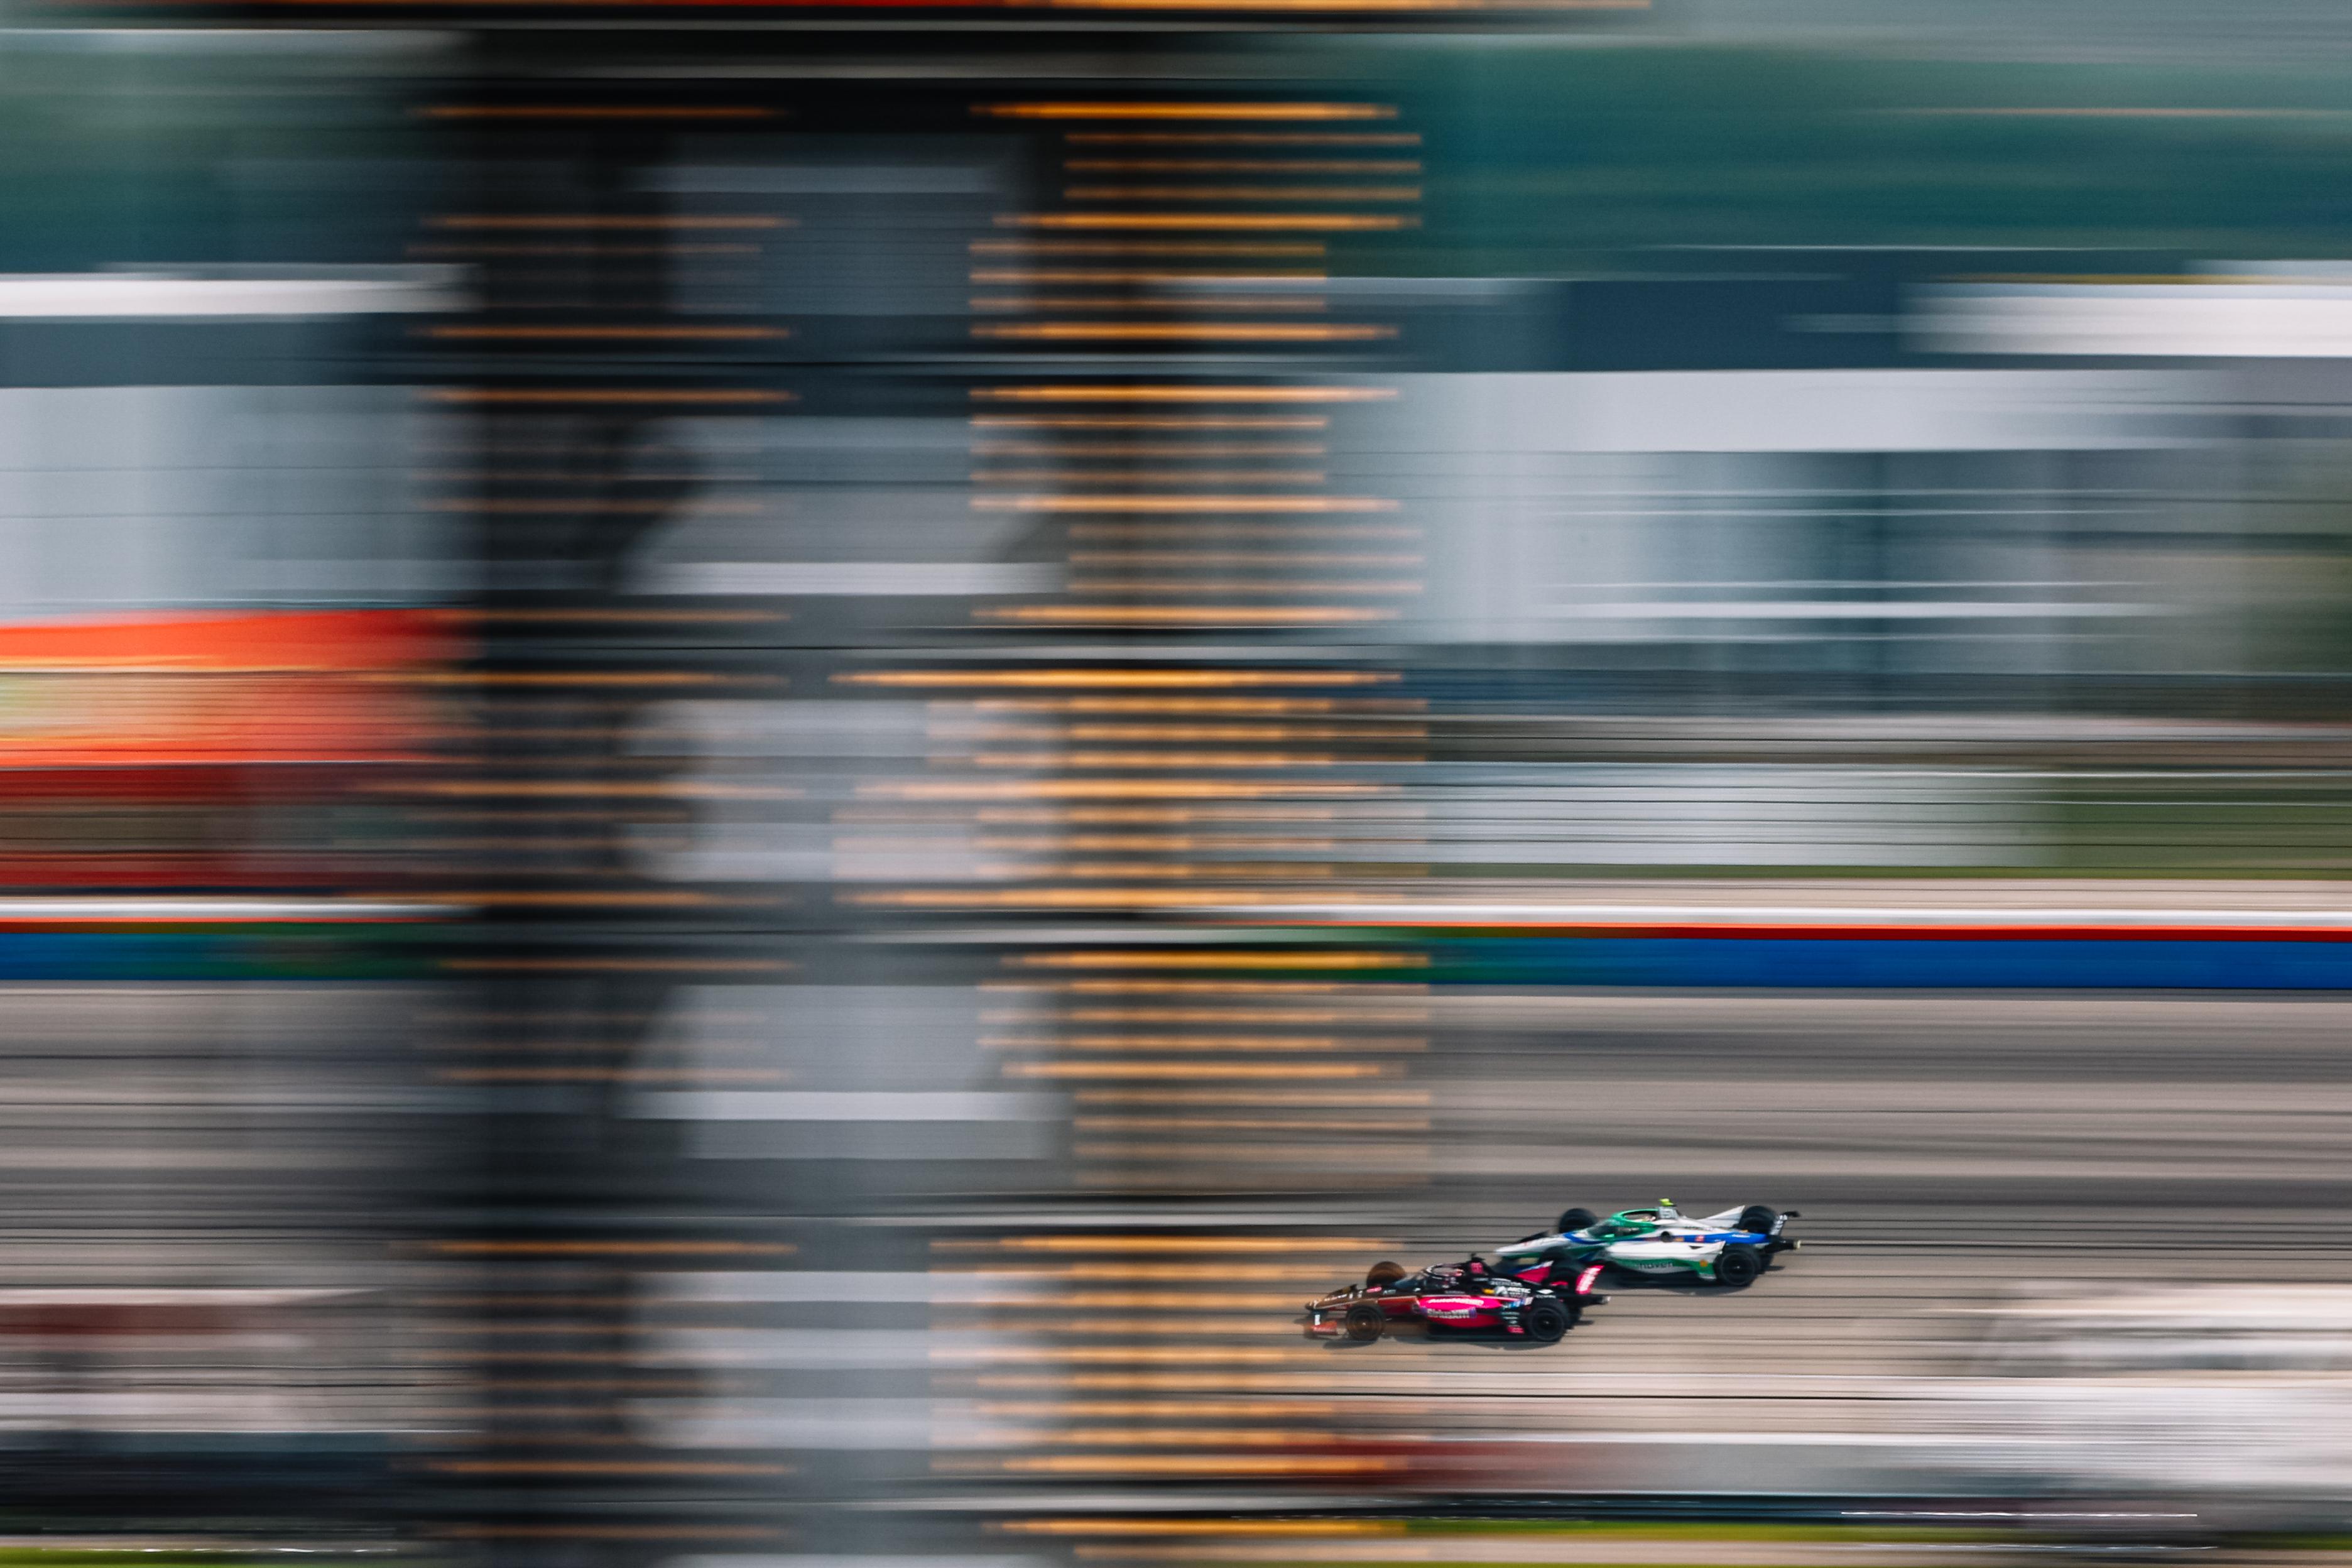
[[1366, 1260, 1407, 1288], [1343, 1302, 1386, 1342], [1713, 1245, 1763, 1288], [1737, 1205, 1779, 1238], [1556, 1207, 1599, 1234], [1522, 1298, 1571, 1344]]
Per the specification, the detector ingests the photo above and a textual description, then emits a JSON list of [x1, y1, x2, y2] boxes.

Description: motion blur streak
[[23, 3, 2352, 1568]]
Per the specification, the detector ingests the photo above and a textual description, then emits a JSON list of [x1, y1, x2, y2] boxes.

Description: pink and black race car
[[1304, 1255, 1608, 1345]]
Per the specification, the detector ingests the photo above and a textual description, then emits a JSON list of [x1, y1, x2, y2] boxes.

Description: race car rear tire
[[1556, 1207, 1598, 1234], [1366, 1260, 1407, 1288], [1737, 1205, 1778, 1237], [1343, 1303, 1386, 1342], [1522, 1299, 1571, 1344], [1713, 1245, 1763, 1288]]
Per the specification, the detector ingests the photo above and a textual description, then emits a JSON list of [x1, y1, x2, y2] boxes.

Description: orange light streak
[[976, 1373, 1326, 1391], [848, 887, 1358, 907], [969, 270, 1325, 284], [977, 103, 1394, 122], [1064, 579, 1420, 595], [967, 748, 1351, 768], [1057, 989, 1424, 1006], [971, 443, 1328, 457], [1051, 0, 1631, 9], [985, 1033, 1420, 1052], [995, 1521, 1402, 1537], [974, 384, 1386, 403], [1076, 1116, 1427, 1133], [1067, 160, 1421, 173], [999, 721, 1419, 740], [968, 296, 1329, 312], [986, 1457, 1398, 1476], [1062, 185, 1420, 202], [855, 781, 1391, 802], [965, 697, 1372, 714], [1077, 1091, 1420, 1104], [976, 1400, 1332, 1418], [1064, 133, 1418, 146], [999, 214, 1412, 232], [840, 668, 1391, 689], [1026, 1425, 1340, 1444], [1067, 522, 1415, 537], [972, 417, 1329, 431], [974, 470, 1327, 484], [1019, 949, 1421, 970], [1067, 552, 1418, 567], [972, 323, 1391, 342], [978, 606, 1393, 625], [988, 926, 1373, 949], [969, 860, 1338, 881], [965, 804, 1368, 822], [1058, 1001, 1420, 1011], [975, 494, 1393, 511], [1055, 1006, 1427, 1023], [972, 239, 1327, 255], [1020, 729, 1420, 747]]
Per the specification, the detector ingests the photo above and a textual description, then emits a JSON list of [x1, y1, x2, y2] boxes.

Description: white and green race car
[[1492, 1201, 1802, 1290]]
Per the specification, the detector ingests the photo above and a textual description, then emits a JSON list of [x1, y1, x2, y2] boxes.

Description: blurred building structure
[[11, 3, 2352, 1565]]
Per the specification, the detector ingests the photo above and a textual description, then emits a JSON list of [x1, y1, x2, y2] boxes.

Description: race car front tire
[[1712, 1245, 1763, 1288], [1343, 1303, 1386, 1342], [1737, 1205, 1779, 1238], [1522, 1300, 1571, 1344]]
